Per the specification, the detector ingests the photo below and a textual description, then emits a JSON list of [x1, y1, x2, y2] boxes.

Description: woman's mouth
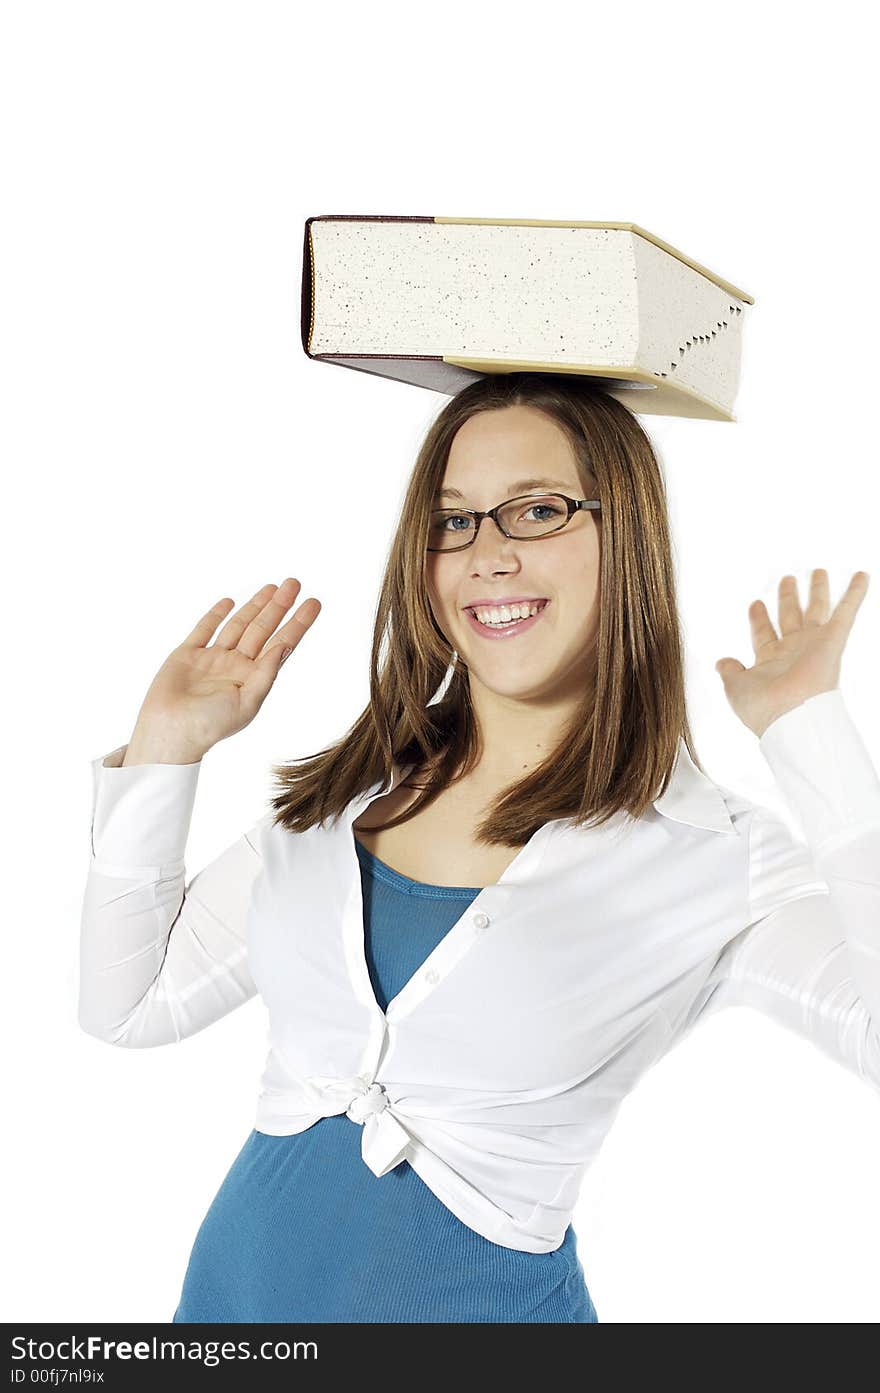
[[463, 599, 550, 640]]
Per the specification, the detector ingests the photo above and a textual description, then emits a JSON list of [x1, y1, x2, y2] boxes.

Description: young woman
[[79, 373, 877, 1323]]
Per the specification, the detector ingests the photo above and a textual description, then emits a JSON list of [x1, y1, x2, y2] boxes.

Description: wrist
[[122, 733, 205, 766]]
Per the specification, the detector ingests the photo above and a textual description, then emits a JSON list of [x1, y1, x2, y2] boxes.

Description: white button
[[473, 912, 490, 930], [425, 967, 440, 984]]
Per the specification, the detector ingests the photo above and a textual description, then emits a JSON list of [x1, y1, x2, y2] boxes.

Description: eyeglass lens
[[427, 494, 571, 550]]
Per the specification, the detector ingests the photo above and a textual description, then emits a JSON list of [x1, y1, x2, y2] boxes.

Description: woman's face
[[425, 404, 602, 706]]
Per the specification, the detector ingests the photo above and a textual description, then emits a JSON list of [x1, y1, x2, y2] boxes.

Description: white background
[[3, 0, 879, 1325]]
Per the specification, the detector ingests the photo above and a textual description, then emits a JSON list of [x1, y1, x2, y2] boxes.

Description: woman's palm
[[136, 578, 321, 754]]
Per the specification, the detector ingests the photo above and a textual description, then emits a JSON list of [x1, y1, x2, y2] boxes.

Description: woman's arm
[[78, 743, 270, 1048], [668, 691, 880, 1090]]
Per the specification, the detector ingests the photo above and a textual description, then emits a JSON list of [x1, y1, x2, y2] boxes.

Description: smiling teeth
[[473, 602, 541, 626]]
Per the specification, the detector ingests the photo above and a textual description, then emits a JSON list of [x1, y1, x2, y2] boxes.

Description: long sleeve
[[669, 689, 880, 1092], [79, 742, 272, 1048]]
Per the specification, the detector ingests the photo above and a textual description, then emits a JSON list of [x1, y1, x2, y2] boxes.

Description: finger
[[258, 597, 322, 656], [803, 568, 831, 628], [244, 602, 321, 708], [213, 581, 285, 651], [211, 582, 280, 650], [829, 570, 871, 639], [748, 598, 779, 655], [235, 578, 305, 660], [212, 580, 291, 653], [182, 596, 237, 649], [777, 574, 803, 636]]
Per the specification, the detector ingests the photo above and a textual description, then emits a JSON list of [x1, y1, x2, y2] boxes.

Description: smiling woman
[[82, 365, 880, 1325], [268, 370, 693, 849]]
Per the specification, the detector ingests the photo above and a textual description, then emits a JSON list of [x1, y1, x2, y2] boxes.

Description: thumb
[[715, 658, 745, 679]]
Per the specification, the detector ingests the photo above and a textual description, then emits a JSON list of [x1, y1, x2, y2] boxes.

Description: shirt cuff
[[758, 689, 880, 854], [89, 743, 202, 871]]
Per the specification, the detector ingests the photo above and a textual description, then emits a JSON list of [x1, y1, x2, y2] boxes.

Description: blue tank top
[[172, 836, 598, 1322]]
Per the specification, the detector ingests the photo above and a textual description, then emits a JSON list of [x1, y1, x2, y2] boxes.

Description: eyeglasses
[[426, 492, 601, 553]]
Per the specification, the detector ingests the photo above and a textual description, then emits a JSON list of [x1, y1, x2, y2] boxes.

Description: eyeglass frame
[[426, 492, 601, 553]]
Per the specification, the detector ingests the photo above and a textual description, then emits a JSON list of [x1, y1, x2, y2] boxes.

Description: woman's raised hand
[[126, 579, 321, 763]]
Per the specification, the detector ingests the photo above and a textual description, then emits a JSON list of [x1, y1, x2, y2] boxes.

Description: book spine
[[301, 215, 435, 357]]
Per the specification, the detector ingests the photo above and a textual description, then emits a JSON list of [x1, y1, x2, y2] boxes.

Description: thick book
[[301, 214, 754, 422]]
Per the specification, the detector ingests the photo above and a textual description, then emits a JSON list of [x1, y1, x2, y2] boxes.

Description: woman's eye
[[522, 502, 562, 522]]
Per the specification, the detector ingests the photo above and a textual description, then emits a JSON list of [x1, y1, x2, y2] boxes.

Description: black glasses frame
[[427, 493, 601, 553]]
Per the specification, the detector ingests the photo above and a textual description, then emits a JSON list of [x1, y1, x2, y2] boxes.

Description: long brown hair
[[268, 371, 705, 847]]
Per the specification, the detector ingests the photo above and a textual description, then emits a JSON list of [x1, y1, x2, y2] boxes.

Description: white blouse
[[78, 689, 880, 1253]]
